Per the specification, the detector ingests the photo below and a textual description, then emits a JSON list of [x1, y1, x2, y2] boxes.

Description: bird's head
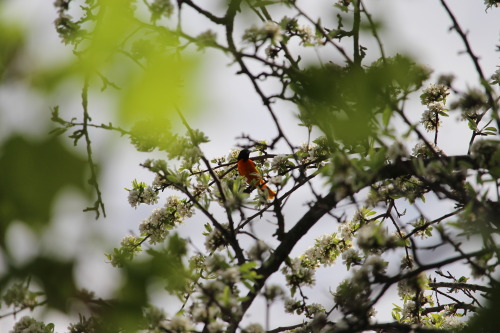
[[237, 149, 251, 161]]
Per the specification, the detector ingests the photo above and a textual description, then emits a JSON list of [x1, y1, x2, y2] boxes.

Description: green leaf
[[0, 21, 25, 78], [382, 107, 393, 127], [0, 135, 89, 243], [468, 119, 477, 131]]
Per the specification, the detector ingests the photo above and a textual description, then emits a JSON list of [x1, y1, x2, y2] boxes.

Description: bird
[[237, 149, 276, 199]]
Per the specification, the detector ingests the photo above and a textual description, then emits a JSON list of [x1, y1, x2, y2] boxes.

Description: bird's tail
[[260, 181, 276, 199]]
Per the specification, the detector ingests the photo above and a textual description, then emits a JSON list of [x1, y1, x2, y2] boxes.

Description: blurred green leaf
[[0, 21, 25, 79], [1, 256, 76, 312], [119, 53, 201, 125], [290, 55, 428, 146], [0, 135, 89, 241]]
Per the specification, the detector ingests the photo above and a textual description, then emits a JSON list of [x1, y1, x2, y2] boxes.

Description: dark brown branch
[[421, 302, 478, 316], [179, 0, 225, 24], [439, 0, 499, 128], [229, 191, 339, 332], [429, 281, 492, 293], [81, 77, 106, 219]]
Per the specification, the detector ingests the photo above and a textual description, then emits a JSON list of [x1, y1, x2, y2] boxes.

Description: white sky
[[0, 0, 499, 331]]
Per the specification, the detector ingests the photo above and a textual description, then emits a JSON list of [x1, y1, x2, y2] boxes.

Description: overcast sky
[[0, 0, 499, 331]]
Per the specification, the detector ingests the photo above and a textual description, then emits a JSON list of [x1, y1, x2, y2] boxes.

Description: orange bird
[[237, 149, 276, 199]]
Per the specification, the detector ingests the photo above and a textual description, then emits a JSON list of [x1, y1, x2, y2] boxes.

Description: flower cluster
[[279, 17, 317, 46], [450, 88, 487, 121], [302, 233, 348, 267], [491, 67, 500, 84], [387, 141, 409, 163], [263, 284, 285, 302], [243, 21, 283, 45], [283, 233, 350, 289], [194, 279, 243, 322], [368, 175, 426, 204], [470, 139, 500, 169], [297, 141, 330, 164], [282, 257, 316, 288], [420, 83, 449, 105], [142, 306, 167, 331], [409, 218, 433, 239], [2, 281, 39, 310], [164, 315, 194, 333], [128, 182, 159, 208], [195, 30, 218, 50], [420, 102, 444, 132], [397, 272, 429, 298], [335, 255, 387, 317], [138, 209, 169, 244], [54, 13, 81, 45], [327, 152, 366, 200], [271, 154, 289, 173], [10, 316, 52, 333], [149, 0, 174, 22], [243, 323, 265, 333], [341, 248, 362, 270], [419, 83, 449, 132], [284, 298, 326, 319], [411, 142, 445, 159], [106, 235, 143, 267], [53, 0, 86, 45], [139, 196, 193, 244], [334, 277, 372, 316], [204, 224, 230, 252], [357, 223, 399, 253], [247, 240, 271, 261]]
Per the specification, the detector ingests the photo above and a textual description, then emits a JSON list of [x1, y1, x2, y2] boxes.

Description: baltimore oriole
[[237, 149, 276, 199]]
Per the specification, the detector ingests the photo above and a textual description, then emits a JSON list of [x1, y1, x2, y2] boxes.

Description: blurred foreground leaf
[[0, 20, 25, 79], [0, 135, 89, 242]]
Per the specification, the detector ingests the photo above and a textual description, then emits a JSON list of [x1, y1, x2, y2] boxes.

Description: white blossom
[[412, 142, 445, 158], [142, 186, 159, 205], [364, 255, 387, 275], [402, 300, 416, 319], [128, 189, 141, 208], [263, 21, 282, 44], [244, 323, 265, 333], [204, 227, 227, 252], [207, 321, 226, 333], [421, 83, 449, 104], [491, 68, 500, 83], [342, 248, 361, 267], [420, 102, 444, 132], [165, 315, 193, 333], [222, 267, 241, 284], [338, 222, 353, 240], [139, 207, 169, 244], [298, 25, 315, 45], [269, 175, 284, 185], [308, 303, 325, 315], [271, 154, 288, 170], [120, 234, 140, 248], [127, 186, 159, 208], [247, 240, 271, 261], [167, 195, 194, 218], [10, 316, 47, 333], [387, 141, 409, 162], [192, 305, 207, 322], [441, 315, 465, 330]]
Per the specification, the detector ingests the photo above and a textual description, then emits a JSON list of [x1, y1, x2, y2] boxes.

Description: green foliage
[[1, 0, 500, 332], [0, 135, 88, 237], [0, 21, 25, 78], [291, 55, 430, 146]]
